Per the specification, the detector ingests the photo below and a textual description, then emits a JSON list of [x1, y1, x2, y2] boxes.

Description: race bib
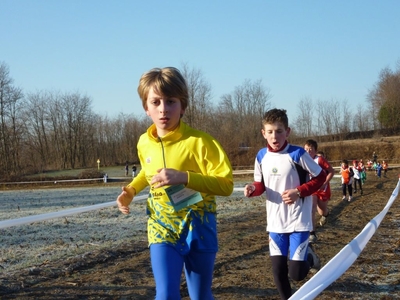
[[164, 184, 203, 211]]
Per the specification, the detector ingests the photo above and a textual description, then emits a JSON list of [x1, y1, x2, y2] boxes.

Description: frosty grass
[[0, 181, 262, 272]]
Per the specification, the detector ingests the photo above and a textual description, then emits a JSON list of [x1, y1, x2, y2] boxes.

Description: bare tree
[[293, 97, 314, 137], [314, 99, 329, 136], [25, 91, 52, 172], [215, 79, 272, 165], [0, 62, 24, 177], [338, 99, 351, 135], [7, 86, 25, 174], [119, 113, 146, 164], [316, 98, 348, 139], [0, 62, 13, 176], [180, 63, 213, 132], [62, 92, 93, 168], [40, 91, 94, 169], [352, 103, 372, 133]]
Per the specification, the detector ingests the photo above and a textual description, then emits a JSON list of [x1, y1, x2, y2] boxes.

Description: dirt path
[[1, 172, 400, 299]]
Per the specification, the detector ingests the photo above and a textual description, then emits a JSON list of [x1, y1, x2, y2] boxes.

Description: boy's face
[[261, 122, 290, 151], [146, 86, 185, 137], [304, 144, 316, 158]]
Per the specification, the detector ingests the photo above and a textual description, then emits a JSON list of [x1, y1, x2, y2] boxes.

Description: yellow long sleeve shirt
[[128, 120, 233, 253]]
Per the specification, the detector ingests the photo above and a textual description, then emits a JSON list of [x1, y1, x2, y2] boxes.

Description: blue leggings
[[150, 243, 216, 300]]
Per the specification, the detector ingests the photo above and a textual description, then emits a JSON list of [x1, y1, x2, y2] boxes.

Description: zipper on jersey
[[158, 136, 167, 169]]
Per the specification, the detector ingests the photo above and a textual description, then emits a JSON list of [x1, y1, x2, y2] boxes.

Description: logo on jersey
[[146, 157, 151, 164], [270, 167, 280, 177]]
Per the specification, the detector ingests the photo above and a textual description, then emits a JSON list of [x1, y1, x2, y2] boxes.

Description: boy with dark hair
[[116, 67, 233, 299], [341, 159, 354, 201], [304, 139, 335, 242], [244, 108, 326, 299]]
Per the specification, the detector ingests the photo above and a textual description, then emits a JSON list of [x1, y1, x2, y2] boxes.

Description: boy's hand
[[150, 168, 188, 188], [116, 186, 135, 214], [244, 184, 255, 197], [281, 189, 298, 205]]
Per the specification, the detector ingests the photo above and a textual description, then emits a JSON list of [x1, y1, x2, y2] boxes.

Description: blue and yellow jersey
[[127, 120, 233, 253]]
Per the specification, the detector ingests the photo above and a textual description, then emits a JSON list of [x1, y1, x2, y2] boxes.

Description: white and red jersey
[[253, 143, 323, 233], [312, 155, 332, 200], [352, 165, 362, 179], [313, 156, 331, 191]]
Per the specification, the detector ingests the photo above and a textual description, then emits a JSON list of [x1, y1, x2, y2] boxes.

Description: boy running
[[244, 108, 326, 299], [116, 67, 233, 299], [340, 159, 354, 201], [304, 139, 335, 243]]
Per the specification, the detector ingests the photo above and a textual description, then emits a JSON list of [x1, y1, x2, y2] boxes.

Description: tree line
[[1, 61, 399, 180]]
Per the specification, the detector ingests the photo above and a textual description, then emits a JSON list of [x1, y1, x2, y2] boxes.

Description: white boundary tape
[[0, 194, 148, 229], [0, 189, 245, 229], [290, 178, 400, 299]]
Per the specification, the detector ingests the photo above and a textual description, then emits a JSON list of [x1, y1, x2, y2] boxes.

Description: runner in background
[[304, 140, 335, 243], [376, 162, 383, 178], [132, 164, 137, 177], [359, 159, 367, 184], [367, 159, 373, 171], [382, 160, 388, 177], [340, 159, 354, 202], [352, 160, 363, 195]]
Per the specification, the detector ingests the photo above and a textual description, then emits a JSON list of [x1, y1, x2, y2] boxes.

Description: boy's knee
[[288, 260, 309, 281]]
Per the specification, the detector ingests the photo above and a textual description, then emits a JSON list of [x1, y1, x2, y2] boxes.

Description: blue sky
[[1, 1, 399, 122]]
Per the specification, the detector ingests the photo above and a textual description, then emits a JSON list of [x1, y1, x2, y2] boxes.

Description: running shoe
[[307, 244, 321, 270], [319, 214, 328, 226], [309, 232, 318, 243]]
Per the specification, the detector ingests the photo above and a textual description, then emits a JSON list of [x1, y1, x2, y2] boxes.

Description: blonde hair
[[137, 67, 188, 110]]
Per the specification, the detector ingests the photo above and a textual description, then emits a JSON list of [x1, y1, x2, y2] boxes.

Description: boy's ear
[[286, 127, 291, 137], [261, 128, 266, 139]]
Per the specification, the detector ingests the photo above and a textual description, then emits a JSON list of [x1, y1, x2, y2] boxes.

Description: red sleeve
[[250, 181, 265, 197], [297, 171, 326, 197], [318, 156, 331, 171]]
